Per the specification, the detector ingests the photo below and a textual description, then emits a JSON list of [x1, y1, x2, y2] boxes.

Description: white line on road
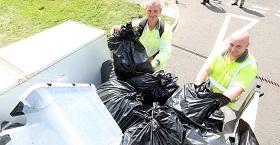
[[225, 13, 260, 37], [247, 8, 267, 14], [225, 0, 234, 6], [211, 14, 231, 57], [251, 5, 270, 11]]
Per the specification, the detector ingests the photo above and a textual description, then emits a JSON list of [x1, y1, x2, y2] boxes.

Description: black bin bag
[[101, 60, 118, 83], [121, 103, 185, 145], [176, 107, 228, 145], [97, 80, 147, 132], [183, 125, 227, 145], [165, 81, 230, 128], [204, 109, 226, 132], [126, 70, 179, 105], [227, 119, 259, 145], [108, 22, 153, 79]]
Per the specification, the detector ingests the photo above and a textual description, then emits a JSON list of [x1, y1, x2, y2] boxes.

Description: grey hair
[[145, 0, 163, 9]]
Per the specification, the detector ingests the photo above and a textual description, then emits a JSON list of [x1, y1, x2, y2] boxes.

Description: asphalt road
[[165, 0, 280, 144]]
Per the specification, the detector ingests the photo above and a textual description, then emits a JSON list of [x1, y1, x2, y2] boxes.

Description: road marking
[[275, 10, 280, 17], [247, 8, 267, 14], [251, 5, 270, 11], [210, 13, 259, 59], [212, 14, 231, 54], [225, 1, 234, 6]]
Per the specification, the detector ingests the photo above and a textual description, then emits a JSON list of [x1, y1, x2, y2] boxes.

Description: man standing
[[231, 0, 246, 8], [113, 0, 173, 71], [195, 31, 258, 108]]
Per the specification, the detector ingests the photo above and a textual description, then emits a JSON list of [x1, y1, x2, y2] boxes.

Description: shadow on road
[[205, 3, 226, 13], [241, 7, 265, 17]]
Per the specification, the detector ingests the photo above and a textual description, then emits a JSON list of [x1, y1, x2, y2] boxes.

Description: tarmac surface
[[130, 0, 280, 144]]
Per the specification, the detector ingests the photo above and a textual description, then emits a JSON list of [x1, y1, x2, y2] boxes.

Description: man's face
[[228, 37, 249, 58], [146, 4, 161, 22]]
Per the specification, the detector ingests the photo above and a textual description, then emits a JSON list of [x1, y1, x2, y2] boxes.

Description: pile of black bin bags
[[97, 22, 259, 145]]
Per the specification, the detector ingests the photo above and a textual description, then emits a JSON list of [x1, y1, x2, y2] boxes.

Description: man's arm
[[225, 63, 257, 101], [195, 61, 212, 85], [152, 25, 172, 69], [196, 63, 243, 101], [223, 86, 243, 101]]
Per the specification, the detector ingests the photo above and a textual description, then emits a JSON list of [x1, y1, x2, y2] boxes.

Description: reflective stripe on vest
[[209, 59, 256, 93]]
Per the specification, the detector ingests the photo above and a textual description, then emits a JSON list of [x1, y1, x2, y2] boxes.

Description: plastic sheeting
[[108, 22, 153, 80], [0, 84, 123, 145]]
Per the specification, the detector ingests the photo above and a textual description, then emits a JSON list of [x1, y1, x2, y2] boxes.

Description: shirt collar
[[155, 17, 161, 30], [222, 49, 248, 63]]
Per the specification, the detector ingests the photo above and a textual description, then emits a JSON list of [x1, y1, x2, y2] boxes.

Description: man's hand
[[195, 62, 211, 85], [110, 25, 122, 35], [113, 25, 121, 32], [151, 59, 160, 68]]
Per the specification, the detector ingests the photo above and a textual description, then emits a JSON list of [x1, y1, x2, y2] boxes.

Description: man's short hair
[[146, 0, 163, 9]]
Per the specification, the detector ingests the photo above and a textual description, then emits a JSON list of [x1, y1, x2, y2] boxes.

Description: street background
[[163, 0, 280, 144]]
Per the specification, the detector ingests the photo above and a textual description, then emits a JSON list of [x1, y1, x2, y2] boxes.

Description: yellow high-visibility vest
[[209, 50, 258, 109], [132, 18, 173, 71]]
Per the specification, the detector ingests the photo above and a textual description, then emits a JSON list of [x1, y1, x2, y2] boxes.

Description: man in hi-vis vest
[[113, 0, 173, 71], [195, 31, 258, 109]]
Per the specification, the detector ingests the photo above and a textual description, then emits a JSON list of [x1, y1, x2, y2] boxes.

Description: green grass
[[0, 0, 145, 47], [0, 0, 174, 48]]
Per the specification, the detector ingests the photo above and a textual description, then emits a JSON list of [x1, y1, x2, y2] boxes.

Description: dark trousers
[[234, 0, 245, 6]]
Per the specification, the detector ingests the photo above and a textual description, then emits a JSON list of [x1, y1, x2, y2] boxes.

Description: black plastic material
[[1, 120, 23, 133], [101, 60, 118, 83], [10, 101, 24, 117], [121, 103, 185, 145], [229, 119, 259, 145], [0, 134, 11, 145], [108, 22, 153, 80], [165, 81, 230, 128], [184, 126, 227, 145], [97, 80, 146, 132], [126, 70, 179, 105], [204, 109, 225, 132]]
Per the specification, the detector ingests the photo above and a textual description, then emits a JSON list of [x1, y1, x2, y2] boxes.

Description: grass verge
[[0, 0, 174, 48]]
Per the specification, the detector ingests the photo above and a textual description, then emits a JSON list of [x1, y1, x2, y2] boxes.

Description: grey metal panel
[[0, 21, 110, 122]]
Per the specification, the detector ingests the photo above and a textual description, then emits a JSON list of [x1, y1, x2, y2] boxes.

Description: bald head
[[228, 31, 250, 59], [230, 31, 250, 45]]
